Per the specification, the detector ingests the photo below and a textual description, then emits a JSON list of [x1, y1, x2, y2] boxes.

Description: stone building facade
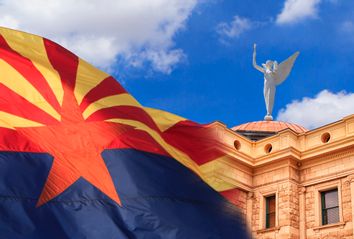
[[200, 114, 354, 238]]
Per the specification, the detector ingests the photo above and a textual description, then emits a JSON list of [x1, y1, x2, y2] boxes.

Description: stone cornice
[[204, 173, 253, 192], [302, 169, 353, 187], [211, 114, 354, 167], [202, 115, 354, 193], [300, 147, 354, 169]]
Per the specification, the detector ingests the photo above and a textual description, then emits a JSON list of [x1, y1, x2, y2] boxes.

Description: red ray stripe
[[0, 127, 46, 152], [0, 35, 61, 113], [162, 120, 225, 165], [43, 39, 82, 123], [85, 106, 161, 132], [220, 188, 241, 206], [0, 83, 59, 125], [106, 123, 169, 157], [43, 39, 78, 90], [79, 76, 127, 112]]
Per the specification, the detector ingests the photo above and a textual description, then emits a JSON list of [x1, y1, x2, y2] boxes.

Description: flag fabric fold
[[0, 27, 249, 239]]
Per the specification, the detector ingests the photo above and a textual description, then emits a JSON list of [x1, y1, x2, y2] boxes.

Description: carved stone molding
[[247, 192, 254, 200], [344, 174, 354, 186], [310, 148, 354, 165], [298, 186, 306, 195]]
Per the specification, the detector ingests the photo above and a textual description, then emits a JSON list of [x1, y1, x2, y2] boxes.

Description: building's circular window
[[321, 132, 331, 143], [264, 144, 273, 154], [234, 140, 241, 150]]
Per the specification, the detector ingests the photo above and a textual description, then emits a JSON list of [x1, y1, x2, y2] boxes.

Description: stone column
[[298, 187, 306, 239], [246, 192, 254, 233], [345, 175, 354, 237]]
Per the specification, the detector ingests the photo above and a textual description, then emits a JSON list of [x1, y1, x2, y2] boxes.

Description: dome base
[[264, 115, 273, 121]]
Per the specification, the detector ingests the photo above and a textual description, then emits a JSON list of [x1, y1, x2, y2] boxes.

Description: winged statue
[[252, 43, 299, 121]]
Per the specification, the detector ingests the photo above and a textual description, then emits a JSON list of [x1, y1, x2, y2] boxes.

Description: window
[[265, 195, 276, 228], [314, 181, 343, 229], [258, 189, 278, 232], [321, 189, 339, 225]]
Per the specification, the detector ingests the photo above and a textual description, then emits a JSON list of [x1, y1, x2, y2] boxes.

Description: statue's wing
[[275, 51, 299, 85]]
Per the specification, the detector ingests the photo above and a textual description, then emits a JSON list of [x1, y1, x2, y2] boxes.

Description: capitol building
[[202, 115, 354, 239]]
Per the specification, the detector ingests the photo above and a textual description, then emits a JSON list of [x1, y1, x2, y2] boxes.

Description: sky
[[0, 0, 353, 129]]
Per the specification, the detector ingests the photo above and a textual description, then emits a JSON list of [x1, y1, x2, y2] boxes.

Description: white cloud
[[276, 0, 321, 25], [216, 16, 252, 40], [276, 90, 354, 129], [0, 0, 198, 73], [341, 20, 354, 33]]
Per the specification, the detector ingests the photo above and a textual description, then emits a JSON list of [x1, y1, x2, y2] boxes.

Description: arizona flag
[[0, 27, 249, 239]]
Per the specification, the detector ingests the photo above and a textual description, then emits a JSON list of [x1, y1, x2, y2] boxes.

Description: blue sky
[[1, 0, 353, 129], [124, 0, 354, 129]]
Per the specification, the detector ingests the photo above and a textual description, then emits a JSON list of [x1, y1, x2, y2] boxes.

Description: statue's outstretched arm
[[252, 44, 264, 73]]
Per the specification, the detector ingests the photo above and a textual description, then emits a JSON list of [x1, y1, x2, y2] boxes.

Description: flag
[[0, 27, 249, 239]]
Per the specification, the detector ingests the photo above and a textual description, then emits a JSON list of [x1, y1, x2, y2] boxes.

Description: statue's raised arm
[[252, 44, 264, 73]]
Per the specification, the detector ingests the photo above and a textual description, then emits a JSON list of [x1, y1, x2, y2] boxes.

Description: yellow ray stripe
[[82, 93, 141, 119], [75, 59, 109, 105], [0, 27, 63, 106], [144, 107, 186, 132], [0, 60, 61, 120], [0, 111, 44, 129], [106, 118, 203, 178]]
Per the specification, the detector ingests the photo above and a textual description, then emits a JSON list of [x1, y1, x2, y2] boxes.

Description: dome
[[232, 121, 307, 134]]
